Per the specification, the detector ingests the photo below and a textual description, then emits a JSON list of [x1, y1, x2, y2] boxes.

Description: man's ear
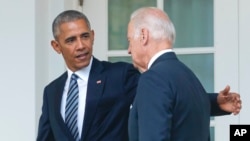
[[91, 30, 95, 45], [140, 28, 149, 45], [51, 40, 61, 54]]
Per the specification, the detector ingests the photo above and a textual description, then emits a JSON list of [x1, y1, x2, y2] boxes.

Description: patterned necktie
[[65, 73, 79, 140]]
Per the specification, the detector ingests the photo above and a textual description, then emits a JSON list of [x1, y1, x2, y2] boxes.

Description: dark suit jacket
[[129, 52, 212, 141], [37, 57, 140, 141]]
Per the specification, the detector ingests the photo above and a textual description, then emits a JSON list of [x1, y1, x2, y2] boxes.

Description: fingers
[[220, 85, 230, 96], [232, 95, 242, 115], [233, 106, 241, 115]]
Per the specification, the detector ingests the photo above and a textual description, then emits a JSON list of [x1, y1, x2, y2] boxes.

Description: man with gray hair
[[127, 7, 241, 141]]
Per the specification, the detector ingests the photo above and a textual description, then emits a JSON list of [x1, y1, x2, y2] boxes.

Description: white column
[[0, 0, 36, 140], [214, 0, 240, 141], [239, 0, 250, 125], [35, 0, 65, 137]]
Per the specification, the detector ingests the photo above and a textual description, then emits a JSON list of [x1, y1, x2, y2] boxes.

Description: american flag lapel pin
[[96, 80, 102, 84]]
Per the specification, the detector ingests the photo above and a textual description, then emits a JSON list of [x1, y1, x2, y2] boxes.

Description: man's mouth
[[76, 53, 88, 60]]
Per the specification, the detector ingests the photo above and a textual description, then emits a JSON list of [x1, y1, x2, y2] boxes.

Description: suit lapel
[[81, 58, 106, 140], [53, 72, 75, 139]]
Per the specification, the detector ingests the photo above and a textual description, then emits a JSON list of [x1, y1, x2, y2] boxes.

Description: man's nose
[[76, 38, 84, 49]]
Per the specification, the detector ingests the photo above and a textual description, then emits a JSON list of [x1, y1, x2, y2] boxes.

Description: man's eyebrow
[[65, 36, 76, 42], [81, 32, 91, 36]]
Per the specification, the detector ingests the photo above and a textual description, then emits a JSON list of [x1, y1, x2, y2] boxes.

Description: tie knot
[[71, 73, 78, 80]]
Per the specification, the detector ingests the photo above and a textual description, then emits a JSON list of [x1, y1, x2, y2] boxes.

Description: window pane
[[164, 0, 214, 47], [210, 126, 215, 141], [108, 0, 156, 50], [177, 54, 214, 92]]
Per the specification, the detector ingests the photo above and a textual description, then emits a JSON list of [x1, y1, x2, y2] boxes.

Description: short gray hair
[[130, 7, 176, 44], [52, 10, 91, 39]]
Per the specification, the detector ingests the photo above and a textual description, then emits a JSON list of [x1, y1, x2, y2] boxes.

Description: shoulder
[[44, 71, 67, 89], [93, 57, 137, 73], [101, 60, 134, 70], [103, 61, 139, 79], [93, 59, 140, 82]]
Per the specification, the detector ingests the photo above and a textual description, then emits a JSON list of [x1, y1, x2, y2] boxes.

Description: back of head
[[130, 7, 176, 44], [52, 10, 91, 39]]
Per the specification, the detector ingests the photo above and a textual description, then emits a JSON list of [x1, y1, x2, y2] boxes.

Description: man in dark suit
[[127, 7, 241, 141], [37, 9, 241, 141], [36, 10, 139, 141]]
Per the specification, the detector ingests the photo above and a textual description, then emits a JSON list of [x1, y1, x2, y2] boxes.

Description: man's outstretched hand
[[217, 85, 242, 115]]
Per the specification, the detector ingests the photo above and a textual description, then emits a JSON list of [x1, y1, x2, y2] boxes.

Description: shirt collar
[[148, 49, 173, 69]]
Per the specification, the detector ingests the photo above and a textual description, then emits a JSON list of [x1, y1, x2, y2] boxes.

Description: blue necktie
[[65, 73, 79, 140]]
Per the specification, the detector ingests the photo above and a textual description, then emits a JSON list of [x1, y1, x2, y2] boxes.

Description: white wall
[[0, 1, 35, 140], [0, 0, 65, 140], [239, 0, 250, 124]]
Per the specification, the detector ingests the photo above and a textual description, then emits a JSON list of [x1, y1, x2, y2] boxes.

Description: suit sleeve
[[37, 87, 55, 141], [136, 71, 173, 141], [208, 93, 230, 116]]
